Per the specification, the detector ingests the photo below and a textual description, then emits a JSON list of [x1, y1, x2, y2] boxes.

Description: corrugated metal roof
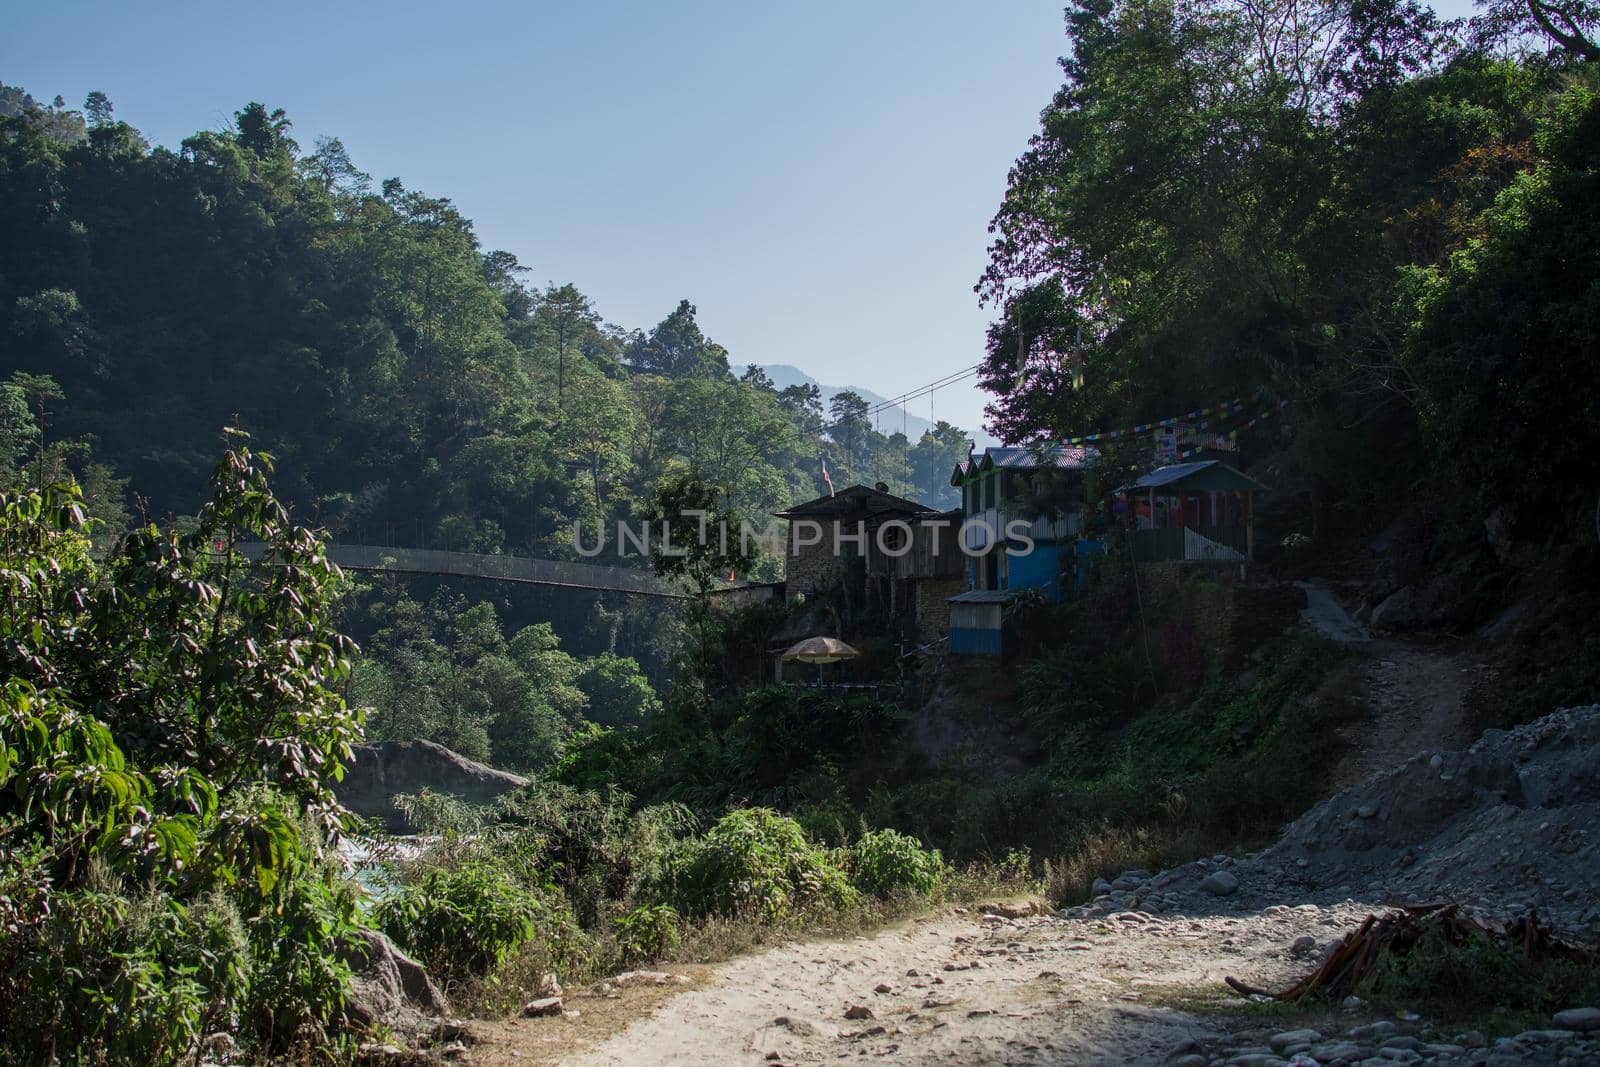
[[1127, 460, 1268, 492], [950, 444, 1100, 484], [946, 589, 1018, 603], [983, 446, 1099, 471]]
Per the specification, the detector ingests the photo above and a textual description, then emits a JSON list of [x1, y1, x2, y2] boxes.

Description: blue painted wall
[[949, 627, 1003, 655], [1005, 540, 1066, 600]]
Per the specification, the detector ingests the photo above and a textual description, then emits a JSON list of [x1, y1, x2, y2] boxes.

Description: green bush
[[655, 808, 857, 920], [577, 653, 661, 730], [492, 780, 694, 927], [849, 829, 947, 900], [548, 724, 660, 795], [0, 454, 374, 1064], [612, 903, 680, 964], [0, 881, 248, 1067], [377, 862, 563, 985], [242, 864, 364, 1055]]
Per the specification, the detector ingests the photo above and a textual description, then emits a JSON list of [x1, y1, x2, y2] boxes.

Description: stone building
[[773, 484, 963, 642]]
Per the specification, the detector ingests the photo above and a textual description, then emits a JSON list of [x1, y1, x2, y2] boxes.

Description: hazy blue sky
[[4, 0, 1479, 439]]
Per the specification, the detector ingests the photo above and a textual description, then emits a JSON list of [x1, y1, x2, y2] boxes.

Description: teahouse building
[[947, 445, 1099, 597], [945, 445, 1100, 655]]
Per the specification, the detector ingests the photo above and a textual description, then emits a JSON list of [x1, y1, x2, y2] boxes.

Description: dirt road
[[467, 900, 1371, 1066]]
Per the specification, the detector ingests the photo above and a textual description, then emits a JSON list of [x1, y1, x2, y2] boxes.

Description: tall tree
[[827, 390, 873, 471], [83, 90, 113, 128], [536, 283, 603, 401], [627, 300, 732, 379]]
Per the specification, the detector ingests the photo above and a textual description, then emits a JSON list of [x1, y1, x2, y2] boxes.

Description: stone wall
[[914, 576, 966, 644], [785, 521, 854, 598]]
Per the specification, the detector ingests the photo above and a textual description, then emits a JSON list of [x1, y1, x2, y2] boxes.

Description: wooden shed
[[947, 589, 1012, 656]]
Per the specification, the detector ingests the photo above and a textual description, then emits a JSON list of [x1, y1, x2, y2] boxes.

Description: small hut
[[946, 589, 1012, 655], [1120, 461, 1268, 561]]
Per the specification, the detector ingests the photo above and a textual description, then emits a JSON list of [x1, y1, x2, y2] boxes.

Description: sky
[[4, 0, 1480, 441]]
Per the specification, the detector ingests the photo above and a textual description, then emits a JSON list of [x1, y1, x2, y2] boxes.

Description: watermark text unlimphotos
[[571, 514, 1038, 559]]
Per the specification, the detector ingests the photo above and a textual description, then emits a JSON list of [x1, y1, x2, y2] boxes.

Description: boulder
[[342, 928, 448, 1035], [337, 739, 528, 832], [1370, 584, 1441, 632], [1200, 870, 1239, 896], [1269, 1029, 1321, 1052], [611, 970, 692, 987], [1553, 1008, 1600, 1032]]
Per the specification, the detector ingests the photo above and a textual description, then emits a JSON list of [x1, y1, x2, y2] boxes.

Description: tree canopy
[[979, 0, 1600, 538]]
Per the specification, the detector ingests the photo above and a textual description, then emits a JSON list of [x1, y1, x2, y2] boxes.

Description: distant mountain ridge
[[757, 364, 995, 447]]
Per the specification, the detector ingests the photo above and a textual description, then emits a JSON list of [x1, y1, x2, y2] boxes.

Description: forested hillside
[[0, 88, 973, 556]]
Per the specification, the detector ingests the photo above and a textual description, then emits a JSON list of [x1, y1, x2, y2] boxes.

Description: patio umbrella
[[781, 636, 860, 664]]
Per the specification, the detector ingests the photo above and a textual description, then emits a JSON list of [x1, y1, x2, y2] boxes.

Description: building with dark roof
[[774, 483, 963, 642], [945, 445, 1103, 655], [1118, 460, 1269, 561], [948, 444, 1100, 597]]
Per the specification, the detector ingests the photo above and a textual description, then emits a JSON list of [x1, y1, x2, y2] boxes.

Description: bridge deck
[[238, 542, 690, 598]]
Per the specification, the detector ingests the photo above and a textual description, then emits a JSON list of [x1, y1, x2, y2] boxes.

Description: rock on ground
[[342, 928, 449, 1035], [1371, 583, 1442, 632], [1136, 705, 1600, 931], [1553, 1008, 1600, 1032]]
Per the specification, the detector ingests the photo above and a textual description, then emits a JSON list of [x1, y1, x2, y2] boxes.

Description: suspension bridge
[[238, 542, 692, 599]]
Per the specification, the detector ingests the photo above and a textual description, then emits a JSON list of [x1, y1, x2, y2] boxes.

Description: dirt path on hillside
[[1296, 580, 1482, 785], [1345, 642, 1481, 783], [464, 901, 1374, 1066]]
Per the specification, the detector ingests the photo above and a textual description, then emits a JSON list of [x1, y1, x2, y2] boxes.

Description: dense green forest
[[0, 77, 980, 772], [0, 83, 971, 556], [3, 0, 1600, 1061]]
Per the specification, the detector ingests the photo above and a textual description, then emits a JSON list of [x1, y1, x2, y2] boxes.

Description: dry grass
[[663, 857, 1038, 967], [1043, 824, 1217, 907]]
